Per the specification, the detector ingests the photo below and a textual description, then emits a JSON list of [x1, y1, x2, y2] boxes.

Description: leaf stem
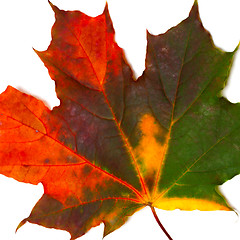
[[150, 206, 173, 240]]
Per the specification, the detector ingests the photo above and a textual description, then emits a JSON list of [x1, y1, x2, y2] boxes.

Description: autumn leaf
[[0, 1, 240, 239]]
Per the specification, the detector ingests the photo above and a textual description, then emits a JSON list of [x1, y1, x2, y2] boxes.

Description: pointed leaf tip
[[103, 2, 109, 14], [47, 0, 54, 8], [32, 47, 42, 57], [235, 41, 240, 52], [189, 0, 200, 18], [146, 30, 155, 43], [48, 0, 60, 13], [103, 3, 115, 34], [32, 47, 37, 52], [15, 219, 27, 233]]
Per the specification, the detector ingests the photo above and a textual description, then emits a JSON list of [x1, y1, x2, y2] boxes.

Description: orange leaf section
[[0, 87, 83, 185], [0, 87, 141, 206]]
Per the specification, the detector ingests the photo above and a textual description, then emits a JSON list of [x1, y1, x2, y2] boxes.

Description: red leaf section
[[0, 3, 145, 238]]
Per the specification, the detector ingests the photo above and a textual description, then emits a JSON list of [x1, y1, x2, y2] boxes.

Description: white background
[[1, 0, 240, 239]]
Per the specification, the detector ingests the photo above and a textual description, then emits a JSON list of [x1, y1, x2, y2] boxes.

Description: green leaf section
[[146, 3, 240, 207]]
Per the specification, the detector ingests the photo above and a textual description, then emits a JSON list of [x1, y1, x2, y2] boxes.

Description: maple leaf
[[0, 1, 240, 239]]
